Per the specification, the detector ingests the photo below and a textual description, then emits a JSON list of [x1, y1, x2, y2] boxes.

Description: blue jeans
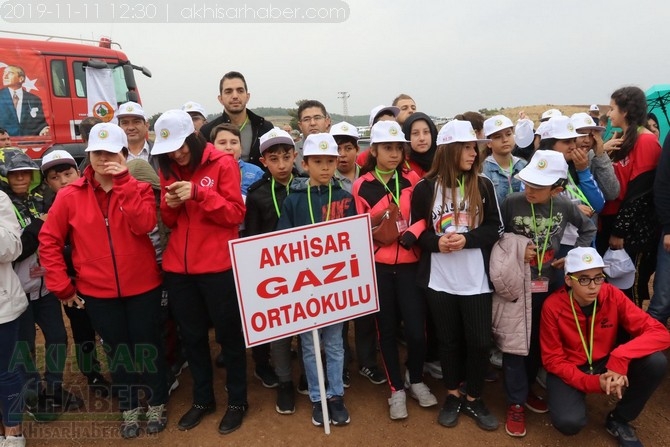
[[0, 318, 24, 427], [17, 292, 67, 391], [649, 237, 670, 323], [300, 323, 344, 403]]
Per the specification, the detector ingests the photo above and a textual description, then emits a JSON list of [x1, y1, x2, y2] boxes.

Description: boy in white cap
[[496, 150, 596, 437], [330, 121, 360, 193], [181, 101, 208, 131], [541, 247, 670, 447], [276, 133, 356, 427], [482, 115, 528, 205]]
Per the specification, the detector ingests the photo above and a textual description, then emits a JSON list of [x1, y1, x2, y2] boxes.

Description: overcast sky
[[1, 0, 669, 118]]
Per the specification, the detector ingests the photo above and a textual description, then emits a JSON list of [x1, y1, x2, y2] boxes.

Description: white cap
[[570, 112, 606, 132], [540, 108, 562, 122], [41, 150, 77, 173], [589, 104, 600, 112], [514, 118, 535, 148], [535, 121, 549, 136], [540, 116, 583, 140], [437, 119, 490, 145], [116, 101, 146, 119], [259, 127, 295, 154], [330, 121, 360, 140], [85, 123, 128, 153], [516, 150, 568, 186], [302, 133, 339, 157], [565, 247, 606, 274], [151, 110, 195, 155], [483, 115, 514, 137], [369, 105, 400, 127], [370, 120, 408, 144], [181, 101, 207, 118], [603, 248, 636, 289]]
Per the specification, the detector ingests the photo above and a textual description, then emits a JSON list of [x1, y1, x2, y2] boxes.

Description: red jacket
[[352, 169, 423, 265], [39, 167, 161, 300], [540, 284, 670, 393], [159, 144, 245, 274]]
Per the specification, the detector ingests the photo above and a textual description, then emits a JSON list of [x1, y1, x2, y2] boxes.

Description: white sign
[[229, 214, 379, 347]]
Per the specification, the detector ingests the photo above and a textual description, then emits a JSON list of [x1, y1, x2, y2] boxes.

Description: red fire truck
[[0, 33, 151, 161]]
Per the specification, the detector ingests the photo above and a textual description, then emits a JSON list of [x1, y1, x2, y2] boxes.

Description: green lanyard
[[307, 182, 332, 224], [530, 198, 553, 277], [565, 174, 593, 209], [12, 205, 26, 228], [238, 115, 250, 132], [569, 290, 597, 373], [500, 161, 514, 194], [271, 175, 293, 218], [374, 167, 400, 206]]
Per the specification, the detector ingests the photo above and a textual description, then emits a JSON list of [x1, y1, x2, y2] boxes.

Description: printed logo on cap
[[319, 141, 329, 150], [341, 124, 349, 131], [582, 254, 593, 263], [585, 117, 594, 125], [389, 127, 398, 136], [495, 119, 503, 127], [269, 131, 277, 138], [470, 129, 476, 137], [125, 105, 134, 112], [567, 123, 575, 132], [186, 103, 193, 109], [98, 129, 109, 139], [160, 129, 170, 139], [52, 153, 63, 159], [536, 159, 548, 170]]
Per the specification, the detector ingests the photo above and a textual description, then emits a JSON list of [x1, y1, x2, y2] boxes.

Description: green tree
[[289, 99, 308, 129]]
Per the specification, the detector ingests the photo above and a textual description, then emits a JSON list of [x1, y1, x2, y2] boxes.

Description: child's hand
[[550, 257, 565, 269], [438, 234, 452, 253], [577, 204, 594, 218], [444, 233, 466, 252], [609, 236, 625, 250], [572, 147, 589, 171], [166, 181, 193, 202], [604, 137, 623, 153]]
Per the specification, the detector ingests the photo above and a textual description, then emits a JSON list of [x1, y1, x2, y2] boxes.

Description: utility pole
[[338, 91, 350, 119]]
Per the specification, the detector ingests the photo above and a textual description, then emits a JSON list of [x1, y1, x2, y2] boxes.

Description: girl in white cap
[[352, 120, 437, 420], [151, 110, 248, 435], [409, 120, 503, 431]]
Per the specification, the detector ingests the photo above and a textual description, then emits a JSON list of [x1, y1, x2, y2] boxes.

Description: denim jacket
[[482, 155, 527, 206]]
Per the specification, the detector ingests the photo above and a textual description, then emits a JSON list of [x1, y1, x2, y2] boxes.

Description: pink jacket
[[490, 233, 533, 355]]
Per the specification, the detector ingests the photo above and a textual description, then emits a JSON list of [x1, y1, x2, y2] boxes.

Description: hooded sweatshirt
[[402, 112, 438, 178], [0, 148, 48, 298]]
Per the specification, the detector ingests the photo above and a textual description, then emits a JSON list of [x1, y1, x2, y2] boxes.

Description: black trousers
[[63, 304, 103, 377], [165, 270, 247, 406], [547, 352, 667, 435], [427, 289, 491, 398]]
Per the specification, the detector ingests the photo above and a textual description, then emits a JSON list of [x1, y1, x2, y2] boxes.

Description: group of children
[[1, 85, 668, 447]]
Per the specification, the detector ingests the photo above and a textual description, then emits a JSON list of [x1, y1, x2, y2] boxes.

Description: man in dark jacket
[[200, 71, 273, 169]]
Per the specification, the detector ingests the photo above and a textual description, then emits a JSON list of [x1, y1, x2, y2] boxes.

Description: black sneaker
[[461, 397, 499, 431], [359, 366, 387, 385], [311, 401, 326, 426], [437, 395, 461, 428], [297, 374, 309, 396], [254, 364, 279, 388], [120, 407, 142, 439], [606, 414, 643, 447], [275, 381, 295, 415], [218, 404, 248, 435], [25, 390, 60, 423], [87, 373, 110, 398], [342, 368, 351, 388], [327, 396, 350, 426]]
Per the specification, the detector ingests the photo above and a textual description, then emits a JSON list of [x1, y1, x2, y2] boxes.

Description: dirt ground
[[23, 319, 670, 447]]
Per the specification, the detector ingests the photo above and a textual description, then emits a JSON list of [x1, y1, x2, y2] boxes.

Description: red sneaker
[[525, 392, 548, 414], [505, 404, 526, 437]]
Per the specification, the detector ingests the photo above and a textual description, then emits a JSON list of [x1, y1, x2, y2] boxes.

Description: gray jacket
[[0, 191, 28, 324]]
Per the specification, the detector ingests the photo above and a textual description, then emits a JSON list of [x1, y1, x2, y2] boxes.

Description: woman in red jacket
[[352, 120, 437, 421], [39, 123, 167, 439], [151, 110, 247, 435]]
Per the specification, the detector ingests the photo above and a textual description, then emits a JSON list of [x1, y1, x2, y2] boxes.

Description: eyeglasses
[[300, 115, 325, 124], [569, 275, 606, 286]]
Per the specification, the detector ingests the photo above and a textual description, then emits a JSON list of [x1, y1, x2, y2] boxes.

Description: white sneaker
[[423, 361, 443, 379], [489, 347, 503, 369], [405, 370, 438, 407], [388, 390, 408, 420], [2, 435, 26, 447]]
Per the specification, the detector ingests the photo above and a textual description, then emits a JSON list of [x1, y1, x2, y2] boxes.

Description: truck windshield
[[73, 62, 132, 103]]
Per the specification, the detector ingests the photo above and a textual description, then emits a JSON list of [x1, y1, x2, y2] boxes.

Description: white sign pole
[[312, 329, 330, 434]]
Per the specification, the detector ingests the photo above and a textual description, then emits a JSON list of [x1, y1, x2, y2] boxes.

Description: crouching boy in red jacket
[[541, 247, 670, 447]]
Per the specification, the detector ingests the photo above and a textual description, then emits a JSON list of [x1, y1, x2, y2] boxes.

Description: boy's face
[[302, 155, 338, 186], [336, 141, 359, 175], [260, 148, 296, 184], [7, 170, 33, 195], [523, 182, 562, 204], [45, 167, 80, 192], [213, 130, 242, 160], [565, 267, 605, 305], [487, 127, 514, 157]]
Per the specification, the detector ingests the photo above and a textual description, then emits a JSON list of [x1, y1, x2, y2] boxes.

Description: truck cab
[[0, 36, 151, 161]]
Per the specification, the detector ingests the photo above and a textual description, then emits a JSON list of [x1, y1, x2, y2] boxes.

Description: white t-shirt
[[427, 184, 492, 295]]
